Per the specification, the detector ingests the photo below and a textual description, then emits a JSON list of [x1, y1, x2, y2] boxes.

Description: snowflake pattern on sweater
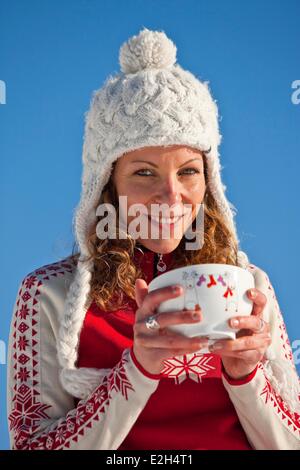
[[8, 259, 136, 450], [160, 354, 216, 385]]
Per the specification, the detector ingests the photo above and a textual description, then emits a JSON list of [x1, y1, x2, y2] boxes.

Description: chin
[[139, 238, 182, 254]]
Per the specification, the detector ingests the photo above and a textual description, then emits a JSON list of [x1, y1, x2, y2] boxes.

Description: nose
[[154, 176, 182, 206]]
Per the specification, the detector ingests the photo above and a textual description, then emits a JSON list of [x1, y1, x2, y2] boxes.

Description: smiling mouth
[[147, 214, 184, 225]]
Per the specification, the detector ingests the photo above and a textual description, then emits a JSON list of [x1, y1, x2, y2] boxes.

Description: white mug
[[148, 263, 255, 342]]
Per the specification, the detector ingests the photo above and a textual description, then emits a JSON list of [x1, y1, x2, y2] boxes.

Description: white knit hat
[[56, 28, 298, 406]]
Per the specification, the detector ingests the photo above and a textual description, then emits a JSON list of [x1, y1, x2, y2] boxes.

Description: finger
[[217, 349, 265, 364], [247, 288, 267, 317], [219, 349, 266, 363], [236, 329, 270, 340], [228, 315, 270, 334], [168, 346, 209, 356], [209, 334, 271, 353], [135, 279, 149, 308], [137, 308, 203, 332], [138, 284, 184, 319], [234, 348, 266, 361], [136, 332, 209, 350]]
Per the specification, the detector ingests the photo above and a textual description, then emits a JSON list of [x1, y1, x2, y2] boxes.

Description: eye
[[134, 168, 201, 177], [134, 169, 154, 176], [179, 168, 201, 175]]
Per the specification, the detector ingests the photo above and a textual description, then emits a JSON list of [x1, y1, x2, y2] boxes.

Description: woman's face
[[112, 145, 206, 253]]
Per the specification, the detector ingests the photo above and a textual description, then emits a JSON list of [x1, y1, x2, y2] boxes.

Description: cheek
[[183, 177, 206, 201], [128, 179, 156, 193], [115, 175, 149, 196], [113, 177, 145, 222], [115, 182, 148, 221]]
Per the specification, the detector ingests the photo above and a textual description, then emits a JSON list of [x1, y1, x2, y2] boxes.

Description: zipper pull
[[157, 253, 167, 272]]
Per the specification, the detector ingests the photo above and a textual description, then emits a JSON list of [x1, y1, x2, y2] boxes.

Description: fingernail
[[249, 289, 257, 298], [172, 285, 181, 293], [230, 319, 239, 328]]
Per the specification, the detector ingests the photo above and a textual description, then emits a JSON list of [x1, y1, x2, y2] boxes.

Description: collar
[[133, 245, 174, 284]]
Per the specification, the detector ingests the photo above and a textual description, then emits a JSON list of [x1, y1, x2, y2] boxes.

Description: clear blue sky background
[[0, 0, 299, 450]]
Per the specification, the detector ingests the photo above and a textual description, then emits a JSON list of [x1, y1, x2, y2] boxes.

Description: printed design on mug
[[182, 271, 201, 310], [181, 270, 239, 313], [222, 271, 238, 313]]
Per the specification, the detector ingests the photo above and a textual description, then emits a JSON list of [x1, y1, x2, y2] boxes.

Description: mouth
[[147, 214, 185, 226]]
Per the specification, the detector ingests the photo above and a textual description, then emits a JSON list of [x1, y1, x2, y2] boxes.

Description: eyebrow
[[130, 158, 202, 168]]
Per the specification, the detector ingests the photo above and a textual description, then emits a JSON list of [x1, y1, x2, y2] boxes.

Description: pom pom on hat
[[119, 27, 177, 74]]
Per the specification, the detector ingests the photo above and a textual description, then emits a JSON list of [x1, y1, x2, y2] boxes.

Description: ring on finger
[[145, 314, 160, 330], [255, 317, 265, 333]]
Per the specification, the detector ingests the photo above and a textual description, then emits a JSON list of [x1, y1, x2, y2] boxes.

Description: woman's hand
[[133, 279, 208, 375], [209, 288, 271, 380]]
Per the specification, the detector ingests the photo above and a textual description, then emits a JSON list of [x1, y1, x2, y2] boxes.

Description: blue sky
[[0, 0, 299, 449]]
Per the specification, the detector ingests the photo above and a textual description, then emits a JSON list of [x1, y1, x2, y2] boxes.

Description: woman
[[7, 28, 300, 450]]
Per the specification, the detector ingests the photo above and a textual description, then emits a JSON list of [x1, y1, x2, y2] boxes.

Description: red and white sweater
[[7, 249, 300, 449]]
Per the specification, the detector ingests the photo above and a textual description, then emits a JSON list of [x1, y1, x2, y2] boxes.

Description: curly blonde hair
[[70, 153, 239, 311]]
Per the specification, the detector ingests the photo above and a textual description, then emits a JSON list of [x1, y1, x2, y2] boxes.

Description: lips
[[139, 204, 191, 219], [148, 214, 191, 227], [147, 214, 185, 225]]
